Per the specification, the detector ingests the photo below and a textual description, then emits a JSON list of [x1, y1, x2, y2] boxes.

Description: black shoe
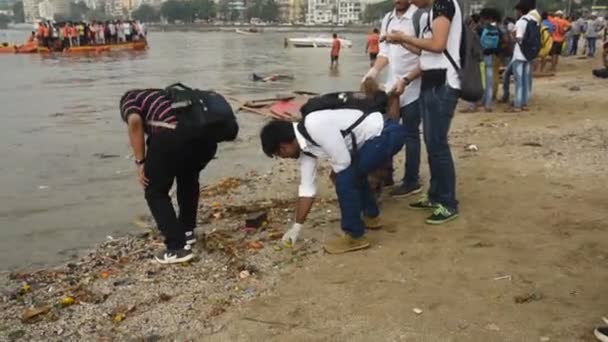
[[390, 183, 422, 198], [155, 246, 193, 264], [595, 326, 608, 342], [408, 195, 436, 210], [426, 205, 459, 225], [185, 230, 196, 246], [383, 178, 395, 188]]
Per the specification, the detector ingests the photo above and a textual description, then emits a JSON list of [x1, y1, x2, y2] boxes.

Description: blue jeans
[[420, 84, 459, 211], [570, 35, 580, 55], [588, 37, 597, 57], [335, 120, 405, 238], [502, 59, 514, 102], [400, 100, 421, 186], [483, 55, 494, 109], [513, 60, 531, 108]]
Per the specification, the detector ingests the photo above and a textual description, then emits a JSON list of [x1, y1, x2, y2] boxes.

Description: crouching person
[[259, 91, 405, 254], [121, 83, 238, 264]]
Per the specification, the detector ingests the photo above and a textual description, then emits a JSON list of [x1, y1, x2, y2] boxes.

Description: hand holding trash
[[361, 68, 378, 83], [282, 223, 302, 247]]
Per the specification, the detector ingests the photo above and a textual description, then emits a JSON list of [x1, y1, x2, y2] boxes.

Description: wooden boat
[[235, 28, 260, 35], [0, 44, 17, 53], [37, 40, 148, 54]]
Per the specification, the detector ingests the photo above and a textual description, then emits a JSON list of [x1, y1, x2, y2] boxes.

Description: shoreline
[[147, 23, 373, 34]]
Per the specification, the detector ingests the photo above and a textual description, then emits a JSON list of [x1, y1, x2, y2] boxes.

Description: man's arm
[[127, 114, 145, 161], [295, 154, 318, 224], [386, 16, 451, 53]]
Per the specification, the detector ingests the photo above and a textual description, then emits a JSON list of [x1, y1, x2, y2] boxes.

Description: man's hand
[[137, 164, 149, 188], [361, 67, 378, 83], [390, 78, 407, 97], [282, 223, 302, 247], [386, 31, 409, 44]]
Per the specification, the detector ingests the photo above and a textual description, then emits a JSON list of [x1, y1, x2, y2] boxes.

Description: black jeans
[[144, 131, 217, 250]]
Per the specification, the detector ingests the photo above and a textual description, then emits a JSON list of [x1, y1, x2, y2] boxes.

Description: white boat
[[287, 36, 353, 48], [235, 28, 260, 35]]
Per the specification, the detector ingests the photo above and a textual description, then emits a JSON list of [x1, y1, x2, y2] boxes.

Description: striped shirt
[[120, 89, 177, 134]]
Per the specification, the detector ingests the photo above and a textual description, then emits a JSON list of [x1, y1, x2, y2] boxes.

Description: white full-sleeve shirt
[[295, 109, 384, 197]]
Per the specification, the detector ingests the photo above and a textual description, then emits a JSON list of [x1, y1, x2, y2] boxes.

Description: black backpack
[[297, 91, 387, 147], [519, 18, 542, 61], [164, 83, 239, 143]]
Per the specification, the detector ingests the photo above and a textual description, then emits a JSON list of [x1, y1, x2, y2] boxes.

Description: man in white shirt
[[362, 0, 425, 198], [259, 95, 405, 254], [510, 2, 539, 111]]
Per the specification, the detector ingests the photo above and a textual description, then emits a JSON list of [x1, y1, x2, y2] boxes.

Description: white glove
[[361, 68, 379, 83], [282, 223, 302, 247]]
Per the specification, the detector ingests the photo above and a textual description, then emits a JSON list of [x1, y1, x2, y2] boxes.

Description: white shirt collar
[[391, 5, 417, 21]]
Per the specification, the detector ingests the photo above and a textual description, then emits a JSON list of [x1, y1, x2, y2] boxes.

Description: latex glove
[[361, 67, 378, 83], [282, 223, 302, 247]]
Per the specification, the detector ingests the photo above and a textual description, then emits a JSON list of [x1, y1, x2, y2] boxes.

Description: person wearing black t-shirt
[[385, 0, 462, 225]]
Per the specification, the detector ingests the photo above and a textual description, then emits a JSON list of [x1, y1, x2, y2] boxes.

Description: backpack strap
[[383, 12, 394, 36], [296, 110, 371, 149], [412, 8, 429, 38]]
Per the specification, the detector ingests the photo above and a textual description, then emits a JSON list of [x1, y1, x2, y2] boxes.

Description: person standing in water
[[330, 33, 341, 69], [366, 28, 380, 67]]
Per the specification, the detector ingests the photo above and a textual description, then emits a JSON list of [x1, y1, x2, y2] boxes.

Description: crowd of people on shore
[[33, 20, 147, 50]]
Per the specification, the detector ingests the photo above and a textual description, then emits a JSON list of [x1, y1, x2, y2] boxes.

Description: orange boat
[[37, 40, 148, 54], [0, 44, 18, 53]]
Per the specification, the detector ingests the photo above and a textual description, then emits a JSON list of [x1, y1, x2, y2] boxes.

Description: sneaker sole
[[426, 214, 459, 225], [186, 239, 196, 246], [324, 242, 371, 255], [595, 329, 608, 342], [155, 253, 194, 265], [391, 187, 423, 199], [408, 204, 436, 211]]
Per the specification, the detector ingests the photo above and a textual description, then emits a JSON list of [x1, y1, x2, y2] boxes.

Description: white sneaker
[[154, 245, 193, 265]]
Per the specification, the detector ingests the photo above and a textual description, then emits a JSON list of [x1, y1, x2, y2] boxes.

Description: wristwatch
[[402, 76, 411, 86], [135, 158, 146, 166]]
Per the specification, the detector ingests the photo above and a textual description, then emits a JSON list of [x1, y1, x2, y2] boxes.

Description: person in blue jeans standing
[[386, 0, 462, 224], [479, 8, 503, 112], [260, 101, 405, 254]]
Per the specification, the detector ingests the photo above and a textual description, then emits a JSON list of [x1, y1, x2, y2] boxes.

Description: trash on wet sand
[[465, 144, 479, 152], [22, 305, 51, 323], [245, 211, 268, 229], [413, 308, 423, 315], [239, 270, 251, 279], [493, 275, 512, 281], [514, 291, 543, 304]]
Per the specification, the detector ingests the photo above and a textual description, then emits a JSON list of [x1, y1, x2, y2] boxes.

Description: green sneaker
[[426, 205, 459, 225], [408, 194, 436, 211]]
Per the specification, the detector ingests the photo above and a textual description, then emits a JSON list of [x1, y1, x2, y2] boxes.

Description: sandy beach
[[1, 52, 607, 341]]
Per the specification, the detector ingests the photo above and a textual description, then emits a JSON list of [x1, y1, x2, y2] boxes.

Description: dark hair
[[515, 1, 530, 14], [333, 33, 338, 38], [260, 120, 296, 157], [541, 11, 549, 20], [373, 28, 379, 33], [470, 13, 481, 23], [480, 8, 501, 21]]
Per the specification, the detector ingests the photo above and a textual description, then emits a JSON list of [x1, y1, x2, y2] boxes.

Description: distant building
[[337, 0, 360, 24], [51, 0, 70, 17], [37, 0, 53, 20], [278, 0, 305, 23], [306, 0, 334, 24], [23, 0, 40, 22], [105, 0, 124, 17]]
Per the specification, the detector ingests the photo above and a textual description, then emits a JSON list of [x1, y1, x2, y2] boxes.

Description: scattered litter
[[540, 337, 550, 342], [245, 211, 268, 229], [273, 245, 283, 252], [413, 308, 423, 315], [159, 293, 172, 302], [522, 142, 543, 147], [38, 185, 49, 190], [465, 144, 479, 152], [514, 291, 543, 304], [485, 323, 500, 331], [493, 275, 512, 281], [60, 296, 76, 307], [111, 305, 136, 323], [568, 86, 581, 91], [22, 305, 51, 323], [239, 270, 251, 279], [93, 153, 120, 159], [106, 236, 114, 241], [246, 241, 264, 251]]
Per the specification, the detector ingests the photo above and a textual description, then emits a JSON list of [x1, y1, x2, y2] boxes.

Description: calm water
[[0, 30, 371, 270]]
